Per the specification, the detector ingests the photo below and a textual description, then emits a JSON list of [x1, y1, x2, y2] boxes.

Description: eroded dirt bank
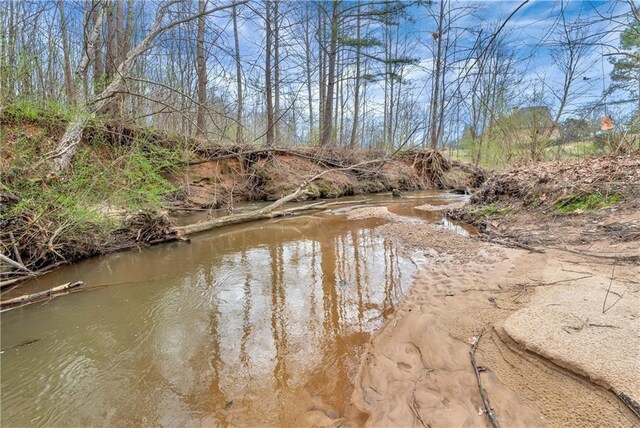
[[345, 154, 640, 428], [1, 112, 484, 284]]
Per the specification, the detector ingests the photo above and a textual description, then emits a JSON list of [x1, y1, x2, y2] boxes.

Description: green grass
[[554, 193, 623, 213], [471, 205, 514, 216], [3, 98, 77, 124], [1, 106, 187, 266]]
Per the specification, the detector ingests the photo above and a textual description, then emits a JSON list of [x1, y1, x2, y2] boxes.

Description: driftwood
[[470, 328, 500, 428], [1, 281, 84, 308]]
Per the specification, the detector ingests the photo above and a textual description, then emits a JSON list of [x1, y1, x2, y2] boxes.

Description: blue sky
[[414, 0, 630, 118]]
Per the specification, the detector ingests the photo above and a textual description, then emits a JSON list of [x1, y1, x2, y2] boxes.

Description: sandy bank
[[349, 214, 639, 427]]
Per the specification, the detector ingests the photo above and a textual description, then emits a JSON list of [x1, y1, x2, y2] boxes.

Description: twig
[[617, 392, 640, 421], [470, 328, 500, 428], [8, 231, 23, 266], [482, 234, 545, 253], [602, 264, 624, 314]]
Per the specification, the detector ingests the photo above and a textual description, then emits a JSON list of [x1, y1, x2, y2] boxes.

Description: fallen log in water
[[176, 199, 366, 237], [1, 281, 84, 308]]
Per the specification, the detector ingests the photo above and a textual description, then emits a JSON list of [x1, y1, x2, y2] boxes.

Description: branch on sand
[[555, 247, 640, 264], [470, 328, 500, 428], [617, 392, 640, 421], [480, 233, 545, 254]]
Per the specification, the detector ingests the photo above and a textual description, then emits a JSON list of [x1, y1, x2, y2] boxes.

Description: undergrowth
[[1, 104, 186, 271], [3, 98, 76, 127], [471, 205, 514, 216]]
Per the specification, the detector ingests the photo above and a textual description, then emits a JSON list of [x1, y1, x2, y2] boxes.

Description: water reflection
[[1, 209, 418, 426]]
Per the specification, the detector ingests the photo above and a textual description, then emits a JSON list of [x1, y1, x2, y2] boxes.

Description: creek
[[0, 191, 470, 426]]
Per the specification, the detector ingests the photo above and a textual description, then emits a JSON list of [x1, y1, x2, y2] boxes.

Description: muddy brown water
[[0, 191, 469, 427]]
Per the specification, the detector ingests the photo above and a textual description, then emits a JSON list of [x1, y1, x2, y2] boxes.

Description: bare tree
[[231, 2, 244, 145], [265, 0, 275, 147], [195, 0, 207, 140], [321, 0, 340, 146], [58, 0, 75, 104], [53, 0, 245, 171]]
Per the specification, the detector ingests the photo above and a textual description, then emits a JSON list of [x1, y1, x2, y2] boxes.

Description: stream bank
[[0, 108, 484, 285]]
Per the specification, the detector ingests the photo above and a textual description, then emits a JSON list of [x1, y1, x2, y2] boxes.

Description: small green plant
[[305, 186, 320, 199], [472, 205, 513, 216], [4, 98, 75, 123], [116, 142, 178, 210], [554, 193, 623, 213], [317, 181, 338, 198]]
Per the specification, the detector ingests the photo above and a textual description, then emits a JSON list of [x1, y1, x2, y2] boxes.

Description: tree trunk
[[429, 0, 445, 150], [92, 0, 104, 95], [265, 0, 275, 147], [318, 2, 326, 140], [321, 1, 339, 146], [195, 0, 207, 140], [54, 5, 105, 172], [305, 2, 314, 138], [349, 1, 361, 148], [273, 0, 281, 144], [112, 0, 126, 118], [0, 1, 15, 99], [100, 0, 117, 115], [233, 2, 243, 144], [58, 0, 75, 104]]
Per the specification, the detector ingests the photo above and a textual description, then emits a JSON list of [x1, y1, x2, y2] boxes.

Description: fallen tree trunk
[[1, 281, 84, 308], [177, 199, 363, 237], [176, 158, 382, 237]]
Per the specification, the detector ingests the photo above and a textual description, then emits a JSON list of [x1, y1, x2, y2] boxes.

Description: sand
[[414, 201, 466, 211], [351, 221, 640, 427], [346, 206, 418, 223]]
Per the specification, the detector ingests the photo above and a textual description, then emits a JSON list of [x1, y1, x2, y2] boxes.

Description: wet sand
[[348, 207, 640, 427]]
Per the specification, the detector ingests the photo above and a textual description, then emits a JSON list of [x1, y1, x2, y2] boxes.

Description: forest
[[1, 1, 639, 427], [2, 0, 638, 159]]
